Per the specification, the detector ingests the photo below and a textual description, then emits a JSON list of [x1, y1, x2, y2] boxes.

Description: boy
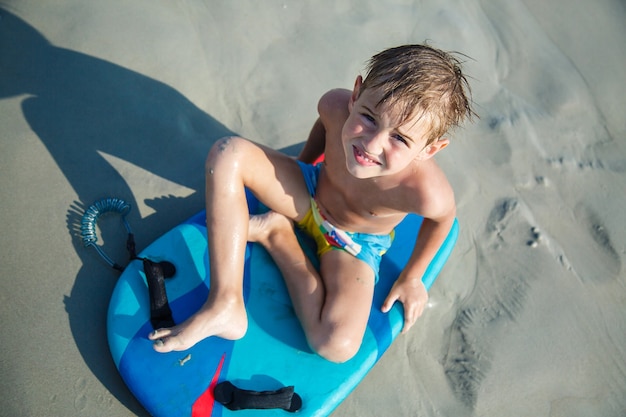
[[150, 44, 474, 363]]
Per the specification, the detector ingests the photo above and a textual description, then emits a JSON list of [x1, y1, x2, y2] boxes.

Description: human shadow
[[0, 8, 233, 414]]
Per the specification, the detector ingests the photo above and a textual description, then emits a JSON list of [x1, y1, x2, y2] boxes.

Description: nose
[[362, 131, 386, 154]]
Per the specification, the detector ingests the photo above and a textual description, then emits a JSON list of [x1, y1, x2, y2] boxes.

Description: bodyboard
[[107, 191, 458, 416]]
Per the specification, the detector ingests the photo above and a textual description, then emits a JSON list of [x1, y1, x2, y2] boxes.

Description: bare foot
[[150, 212, 292, 353], [149, 295, 247, 353], [248, 211, 294, 247]]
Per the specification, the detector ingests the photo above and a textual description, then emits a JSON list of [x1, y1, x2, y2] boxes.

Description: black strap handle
[[214, 381, 302, 412], [143, 258, 176, 329]]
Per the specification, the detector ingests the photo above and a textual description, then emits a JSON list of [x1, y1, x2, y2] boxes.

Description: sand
[[1, 0, 625, 416]]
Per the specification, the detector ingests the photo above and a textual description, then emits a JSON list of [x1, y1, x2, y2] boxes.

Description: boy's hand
[[381, 278, 428, 334]]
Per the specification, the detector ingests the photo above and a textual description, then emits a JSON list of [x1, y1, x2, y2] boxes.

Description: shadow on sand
[[0, 8, 234, 415]]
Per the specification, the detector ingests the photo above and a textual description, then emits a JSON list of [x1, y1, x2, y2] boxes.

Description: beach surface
[[1, 0, 625, 416]]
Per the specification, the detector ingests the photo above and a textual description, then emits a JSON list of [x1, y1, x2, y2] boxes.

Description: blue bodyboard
[[107, 192, 458, 416]]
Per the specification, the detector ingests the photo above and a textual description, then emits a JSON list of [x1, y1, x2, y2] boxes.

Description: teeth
[[363, 153, 377, 164], [352, 145, 381, 166], [356, 147, 376, 163]]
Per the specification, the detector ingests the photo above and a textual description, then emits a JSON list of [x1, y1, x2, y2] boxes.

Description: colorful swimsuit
[[296, 161, 394, 280]]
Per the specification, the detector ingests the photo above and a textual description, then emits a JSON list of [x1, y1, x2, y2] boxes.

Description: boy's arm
[[381, 209, 456, 334], [297, 117, 326, 163]]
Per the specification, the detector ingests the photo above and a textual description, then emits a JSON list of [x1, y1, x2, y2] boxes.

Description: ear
[[419, 138, 449, 160], [349, 75, 363, 112]]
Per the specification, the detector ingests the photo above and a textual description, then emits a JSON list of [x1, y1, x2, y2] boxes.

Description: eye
[[361, 113, 376, 125], [393, 134, 408, 146]]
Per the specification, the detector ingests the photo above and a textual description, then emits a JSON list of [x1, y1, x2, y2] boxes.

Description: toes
[[152, 337, 175, 353], [149, 328, 185, 353], [149, 328, 172, 340]]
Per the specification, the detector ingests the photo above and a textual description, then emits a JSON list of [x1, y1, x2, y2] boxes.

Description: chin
[[345, 162, 382, 179]]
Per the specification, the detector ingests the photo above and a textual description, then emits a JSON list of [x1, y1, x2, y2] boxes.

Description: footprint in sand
[[73, 377, 87, 412], [572, 204, 621, 281], [443, 194, 623, 410], [443, 197, 541, 409]]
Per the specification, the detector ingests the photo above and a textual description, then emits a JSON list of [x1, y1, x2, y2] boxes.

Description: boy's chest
[[315, 169, 409, 233]]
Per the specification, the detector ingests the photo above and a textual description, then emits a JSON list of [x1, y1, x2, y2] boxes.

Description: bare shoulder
[[318, 89, 350, 124], [403, 159, 456, 220]]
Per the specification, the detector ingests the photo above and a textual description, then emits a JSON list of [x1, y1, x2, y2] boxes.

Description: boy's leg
[[249, 212, 375, 363], [150, 136, 311, 352]]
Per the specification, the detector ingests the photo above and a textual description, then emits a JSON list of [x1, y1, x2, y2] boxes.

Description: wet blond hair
[[361, 44, 475, 145]]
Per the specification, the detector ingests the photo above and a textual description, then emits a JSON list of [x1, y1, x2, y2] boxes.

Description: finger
[[401, 321, 412, 334], [401, 308, 412, 334], [381, 291, 399, 313], [415, 301, 426, 318], [403, 298, 429, 333]]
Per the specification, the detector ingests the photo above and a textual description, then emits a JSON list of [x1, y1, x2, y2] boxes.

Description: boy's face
[[341, 76, 447, 179]]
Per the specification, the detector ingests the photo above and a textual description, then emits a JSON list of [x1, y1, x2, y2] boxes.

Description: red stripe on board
[[312, 154, 325, 165], [191, 353, 226, 417]]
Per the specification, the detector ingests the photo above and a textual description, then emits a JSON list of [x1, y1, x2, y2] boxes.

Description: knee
[[206, 136, 247, 169], [309, 331, 361, 364]]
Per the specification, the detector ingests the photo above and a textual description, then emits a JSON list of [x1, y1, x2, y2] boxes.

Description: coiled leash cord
[[81, 197, 176, 329], [81, 197, 133, 271]]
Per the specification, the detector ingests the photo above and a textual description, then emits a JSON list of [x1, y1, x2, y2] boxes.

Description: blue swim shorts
[[295, 161, 394, 280]]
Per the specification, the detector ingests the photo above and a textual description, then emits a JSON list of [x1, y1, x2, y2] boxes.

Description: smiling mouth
[[352, 146, 381, 166]]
